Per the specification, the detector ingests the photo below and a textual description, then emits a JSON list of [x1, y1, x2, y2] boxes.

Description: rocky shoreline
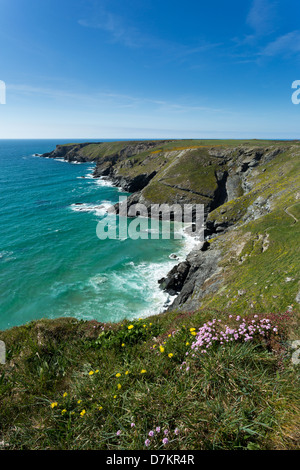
[[41, 140, 294, 313]]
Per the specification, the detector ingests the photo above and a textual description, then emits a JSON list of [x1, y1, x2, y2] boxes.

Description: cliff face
[[154, 143, 300, 314], [41, 140, 300, 315]]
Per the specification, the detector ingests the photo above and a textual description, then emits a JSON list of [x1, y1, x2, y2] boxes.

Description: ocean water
[[0, 140, 193, 330]]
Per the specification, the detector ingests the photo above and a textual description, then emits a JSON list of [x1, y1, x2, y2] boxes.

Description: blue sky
[[1, 0, 300, 139]]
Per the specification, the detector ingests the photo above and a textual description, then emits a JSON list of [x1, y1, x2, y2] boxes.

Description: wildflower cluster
[[190, 315, 279, 355]]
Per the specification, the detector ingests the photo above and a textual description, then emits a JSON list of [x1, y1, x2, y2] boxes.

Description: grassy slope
[[90, 139, 300, 317], [201, 146, 300, 318]]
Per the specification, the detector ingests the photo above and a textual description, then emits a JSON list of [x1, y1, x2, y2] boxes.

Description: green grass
[[0, 312, 299, 450]]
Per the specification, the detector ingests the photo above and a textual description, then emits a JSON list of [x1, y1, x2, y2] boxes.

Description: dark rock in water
[[159, 261, 190, 294], [199, 240, 210, 252], [75, 203, 83, 205], [169, 253, 179, 260]]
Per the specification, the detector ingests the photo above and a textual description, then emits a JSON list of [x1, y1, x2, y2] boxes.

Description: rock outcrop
[[42, 143, 103, 162], [41, 140, 297, 314]]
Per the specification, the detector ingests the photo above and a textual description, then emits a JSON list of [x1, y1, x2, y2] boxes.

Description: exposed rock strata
[[42, 143, 102, 162], [41, 141, 288, 313]]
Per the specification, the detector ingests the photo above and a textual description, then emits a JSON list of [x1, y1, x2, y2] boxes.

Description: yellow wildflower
[[125, 370, 129, 375], [61, 409, 67, 415], [159, 346, 165, 353], [128, 325, 134, 330], [113, 395, 117, 399], [117, 383, 122, 390], [63, 392, 68, 398], [121, 343, 125, 347], [116, 372, 121, 377], [89, 370, 94, 376], [50, 402, 58, 409], [140, 369, 147, 374], [77, 400, 82, 404], [190, 328, 196, 332], [95, 369, 99, 373], [80, 409, 86, 417], [98, 406, 103, 411], [186, 342, 190, 346], [168, 353, 174, 358]]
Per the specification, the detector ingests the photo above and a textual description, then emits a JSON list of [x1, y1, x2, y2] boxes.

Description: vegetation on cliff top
[[0, 310, 299, 450]]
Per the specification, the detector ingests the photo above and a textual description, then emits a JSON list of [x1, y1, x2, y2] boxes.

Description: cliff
[[41, 139, 300, 316], [0, 140, 298, 450]]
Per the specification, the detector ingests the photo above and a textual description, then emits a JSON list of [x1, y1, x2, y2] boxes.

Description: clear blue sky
[[1, 0, 300, 139]]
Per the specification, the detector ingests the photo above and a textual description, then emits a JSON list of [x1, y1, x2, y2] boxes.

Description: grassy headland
[[0, 311, 299, 450], [0, 139, 299, 450]]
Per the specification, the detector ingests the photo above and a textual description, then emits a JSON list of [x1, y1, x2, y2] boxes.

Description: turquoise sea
[[0, 140, 192, 330]]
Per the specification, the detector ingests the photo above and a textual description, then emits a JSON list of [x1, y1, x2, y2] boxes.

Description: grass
[[0, 311, 299, 450]]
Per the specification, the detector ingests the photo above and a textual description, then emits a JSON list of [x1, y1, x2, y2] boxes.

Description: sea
[[0, 139, 196, 330]]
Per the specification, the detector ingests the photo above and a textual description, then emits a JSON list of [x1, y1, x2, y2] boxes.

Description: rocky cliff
[[41, 140, 300, 315]]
